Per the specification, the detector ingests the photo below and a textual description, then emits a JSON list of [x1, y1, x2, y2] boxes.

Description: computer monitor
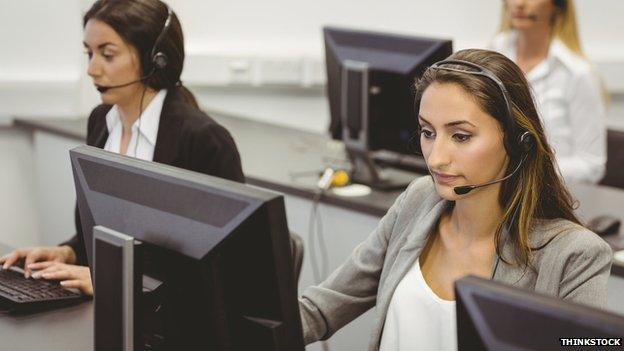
[[70, 145, 304, 351], [324, 26, 452, 189], [455, 275, 624, 350]]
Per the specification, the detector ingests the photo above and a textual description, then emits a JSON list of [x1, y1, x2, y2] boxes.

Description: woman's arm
[[299, 187, 409, 344], [555, 231, 613, 308], [557, 70, 607, 184], [61, 105, 109, 265]]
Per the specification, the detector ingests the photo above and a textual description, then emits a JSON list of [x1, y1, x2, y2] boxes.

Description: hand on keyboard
[[0, 246, 76, 278], [0, 268, 84, 311], [29, 262, 93, 296]]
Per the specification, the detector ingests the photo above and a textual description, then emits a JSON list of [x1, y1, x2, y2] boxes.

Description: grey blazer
[[299, 176, 613, 350]]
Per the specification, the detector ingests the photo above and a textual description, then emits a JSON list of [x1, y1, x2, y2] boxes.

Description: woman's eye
[[453, 133, 472, 142], [420, 129, 434, 139], [84, 51, 93, 59], [102, 53, 114, 61]]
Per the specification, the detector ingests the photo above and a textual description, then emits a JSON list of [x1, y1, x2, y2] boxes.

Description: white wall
[[0, 0, 96, 118], [0, 128, 39, 248], [1, 0, 623, 121], [174, 0, 624, 88], [174, 0, 624, 58]]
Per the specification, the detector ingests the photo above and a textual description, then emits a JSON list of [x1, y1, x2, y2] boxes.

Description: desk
[[11, 114, 624, 351], [0, 243, 93, 351]]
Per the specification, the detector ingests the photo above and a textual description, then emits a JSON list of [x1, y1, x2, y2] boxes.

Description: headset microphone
[[95, 70, 156, 93], [453, 153, 528, 195], [526, 13, 540, 21], [453, 130, 534, 195]]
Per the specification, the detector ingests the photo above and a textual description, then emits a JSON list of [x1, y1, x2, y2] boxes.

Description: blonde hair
[[499, 0, 610, 103], [499, 0, 585, 57]]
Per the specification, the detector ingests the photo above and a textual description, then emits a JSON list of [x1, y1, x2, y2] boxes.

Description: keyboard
[[0, 268, 84, 312]]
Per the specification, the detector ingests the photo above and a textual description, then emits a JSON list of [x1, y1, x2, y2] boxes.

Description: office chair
[[600, 129, 624, 189], [289, 232, 304, 288]]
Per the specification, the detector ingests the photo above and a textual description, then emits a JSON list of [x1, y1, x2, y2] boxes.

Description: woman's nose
[[426, 139, 453, 170]]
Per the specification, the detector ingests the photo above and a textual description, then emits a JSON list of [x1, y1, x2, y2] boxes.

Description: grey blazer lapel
[[375, 199, 448, 334]]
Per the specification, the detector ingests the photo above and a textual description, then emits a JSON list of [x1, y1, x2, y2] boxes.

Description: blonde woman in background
[[491, 0, 607, 184]]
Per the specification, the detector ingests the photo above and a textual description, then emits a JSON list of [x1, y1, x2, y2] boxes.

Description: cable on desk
[[307, 169, 335, 351]]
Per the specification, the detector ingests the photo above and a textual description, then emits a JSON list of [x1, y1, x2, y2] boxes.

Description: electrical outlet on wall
[[228, 58, 254, 85]]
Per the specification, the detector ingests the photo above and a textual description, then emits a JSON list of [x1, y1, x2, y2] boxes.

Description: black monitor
[[70, 145, 304, 351], [455, 275, 624, 350], [324, 26, 452, 189]]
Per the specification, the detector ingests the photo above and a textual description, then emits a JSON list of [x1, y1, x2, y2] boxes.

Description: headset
[[409, 59, 536, 196], [554, 0, 567, 10], [149, 4, 173, 71], [502, 0, 566, 8], [96, 4, 173, 93]]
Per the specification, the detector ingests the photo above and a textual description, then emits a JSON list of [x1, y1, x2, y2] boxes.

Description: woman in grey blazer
[[299, 49, 612, 350]]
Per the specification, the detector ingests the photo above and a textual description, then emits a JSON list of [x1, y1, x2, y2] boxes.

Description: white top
[[379, 259, 457, 351], [104, 89, 167, 161], [490, 31, 607, 184]]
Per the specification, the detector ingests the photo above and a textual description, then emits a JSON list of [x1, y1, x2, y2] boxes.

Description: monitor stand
[[93, 226, 168, 351], [347, 148, 418, 191], [93, 225, 143, 351]]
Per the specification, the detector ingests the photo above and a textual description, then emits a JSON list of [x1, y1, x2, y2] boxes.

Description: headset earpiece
[[554, 0, 566, 10], [518, 131, 535, 154], [153, 52, 168, 70], [148, 5, 173, 72]]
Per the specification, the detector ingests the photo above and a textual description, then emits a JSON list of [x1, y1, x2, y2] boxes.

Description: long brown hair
[[414, 49, 581, 268], [84, 0, 199, 108]]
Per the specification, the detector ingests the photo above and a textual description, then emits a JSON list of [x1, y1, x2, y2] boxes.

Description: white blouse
[[491, 31, 607, 184], [379, 259, 457, 351], [104, 89, 167, 161]]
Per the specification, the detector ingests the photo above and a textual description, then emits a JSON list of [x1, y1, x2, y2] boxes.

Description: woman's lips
[[432, 172, 460, 185], [511, 13, 531, 20]]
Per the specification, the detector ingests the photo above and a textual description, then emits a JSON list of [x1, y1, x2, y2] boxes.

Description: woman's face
[[83, 19, 144, 105], [505, 0, 558, 31], [418, 82, 509, 200]]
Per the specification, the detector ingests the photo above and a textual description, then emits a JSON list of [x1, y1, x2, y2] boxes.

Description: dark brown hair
[[84, 0, 199, 108], [414, 49, 581, 268]]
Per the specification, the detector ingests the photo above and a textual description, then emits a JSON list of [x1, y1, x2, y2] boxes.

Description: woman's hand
[[0, 246, 77, 277], [29, 261, 93, 296]]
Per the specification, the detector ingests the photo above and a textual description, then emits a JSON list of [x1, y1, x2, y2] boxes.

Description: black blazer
[[64, 88, 245, 265]]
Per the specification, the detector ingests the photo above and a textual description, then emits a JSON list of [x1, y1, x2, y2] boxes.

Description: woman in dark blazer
[[0, 0, 243, 295]]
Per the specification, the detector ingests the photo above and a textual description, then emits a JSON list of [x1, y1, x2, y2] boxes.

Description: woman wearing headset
[[299, 49, 612, 350], [0, 0, 244, 295], [491, 0, 607, 184]]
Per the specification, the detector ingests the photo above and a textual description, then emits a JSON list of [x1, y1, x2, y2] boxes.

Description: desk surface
[[0, 301, 93, 351], [14, 115, 404, 217]]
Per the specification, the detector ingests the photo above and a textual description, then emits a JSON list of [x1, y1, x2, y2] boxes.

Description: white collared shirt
[[104, 89, 167, 161], [379, 258, 457, 351], [491, 31, 607, 184]]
